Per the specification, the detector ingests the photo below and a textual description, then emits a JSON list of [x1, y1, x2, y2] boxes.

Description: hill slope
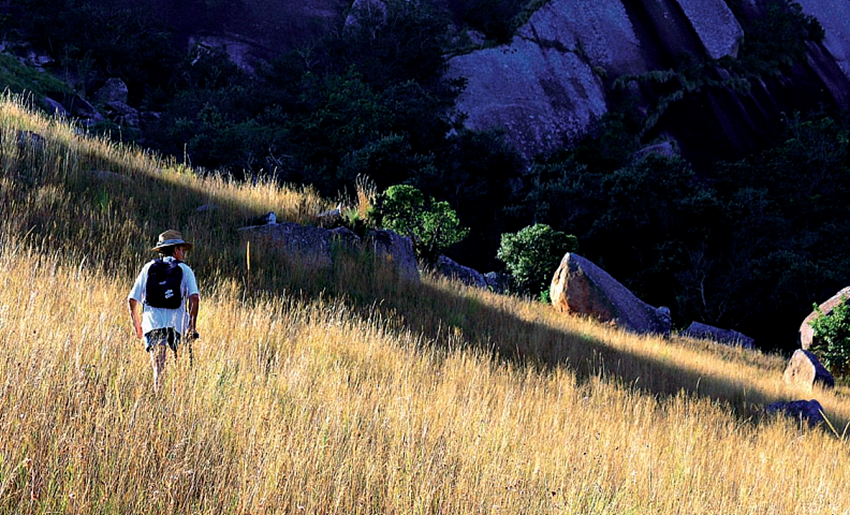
[[2, 93, 850, 513]]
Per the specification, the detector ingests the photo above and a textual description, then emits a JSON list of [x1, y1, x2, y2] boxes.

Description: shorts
[[144, 327, 180, 353]]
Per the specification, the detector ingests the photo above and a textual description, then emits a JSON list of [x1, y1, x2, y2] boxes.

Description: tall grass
[[2, 92, 850, 513]]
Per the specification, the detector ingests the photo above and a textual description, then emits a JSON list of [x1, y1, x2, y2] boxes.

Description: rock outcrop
[[783, 349, 835, 389], [799, 286, 850, 349], [682, 321, 755, 348], [765, 399, 827, 428], [239, 223, 419, 282], [240, 222, 333, 268], [550, 253, 672, 336], [669, 0, 743, 59], [446, 1, 611, 161], [445, 0, 850, 162], [796, 0, 850, 83], [366, 229, 419, 283], [446, 0, 747, 160]]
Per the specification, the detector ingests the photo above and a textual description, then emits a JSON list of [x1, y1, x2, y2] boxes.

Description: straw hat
[[151, 229, 194, 251]]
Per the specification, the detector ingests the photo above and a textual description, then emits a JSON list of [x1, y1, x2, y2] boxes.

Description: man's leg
[[150, 342, 168, 392], [145, 329, 169, 393]]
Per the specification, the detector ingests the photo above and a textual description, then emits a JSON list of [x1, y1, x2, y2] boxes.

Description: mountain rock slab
[[673, 0, 743, 59]]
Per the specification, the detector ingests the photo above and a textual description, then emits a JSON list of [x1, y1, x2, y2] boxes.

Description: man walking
[[128, 230, 200, 392]]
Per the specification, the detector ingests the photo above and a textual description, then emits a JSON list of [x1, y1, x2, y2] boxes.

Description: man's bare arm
[[188, 294, 200, 335], [128, 298, 143, 338]]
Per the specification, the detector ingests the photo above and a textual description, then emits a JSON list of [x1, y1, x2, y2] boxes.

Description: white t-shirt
[[127, 256, 200, 336]]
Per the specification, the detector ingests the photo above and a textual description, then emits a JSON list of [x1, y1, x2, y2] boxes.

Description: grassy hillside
[[2, 92, 850, 513]]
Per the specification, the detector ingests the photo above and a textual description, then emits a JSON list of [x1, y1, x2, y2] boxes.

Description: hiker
[[127, 230, 200, 392]]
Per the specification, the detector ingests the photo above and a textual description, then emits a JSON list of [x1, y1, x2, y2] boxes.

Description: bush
[[809, 296, 850, 375], [497, 223, 578, 297], [373, 184, 469, 264]]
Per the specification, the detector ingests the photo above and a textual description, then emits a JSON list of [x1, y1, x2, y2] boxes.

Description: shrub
[[373, 184, 469, 264], [809, 296, 850, 375], [497, 223, 578, 297]]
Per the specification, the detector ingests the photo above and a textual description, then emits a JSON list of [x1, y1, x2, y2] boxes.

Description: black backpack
[[145, 259, 184, 309]]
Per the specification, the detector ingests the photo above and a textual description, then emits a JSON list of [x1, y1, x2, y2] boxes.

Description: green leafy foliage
[[610, 0, 824, 139], [810, 297, 850, 374], [445, 0, 529, 43], [9, 0, 180, 101], [731, 0, 824, 75], [0, 54, 70, 101], [497, 223, 578, 297], [373, 185, 469, 264]]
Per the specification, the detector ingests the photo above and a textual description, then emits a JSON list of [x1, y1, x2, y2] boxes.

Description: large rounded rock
[[550, 253, 671, 336], [446, 37, 606, 161], [799, 286, 850, 350], [783, 349, 835, 389]]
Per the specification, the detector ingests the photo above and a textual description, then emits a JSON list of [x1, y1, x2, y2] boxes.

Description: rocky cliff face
[[447, 0, 850, 162]]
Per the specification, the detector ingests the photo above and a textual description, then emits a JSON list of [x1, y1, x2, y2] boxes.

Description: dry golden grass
[[3, 93, 850, 514]]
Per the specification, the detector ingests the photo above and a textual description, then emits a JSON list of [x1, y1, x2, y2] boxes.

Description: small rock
[[436, 255, 487, 288], [765, 399, 826, 428], [61, 94, 104, 122], [317, 203, 344, 228], [783, 349, 835, 389], [682, 321, 754, 348], [484, 271, 513, 294], [43, 97, 68, 117], [89, 170, 132, 184], [244, 212, 277, 227], [16, 130, 44, 151], [94, 78, 129, 105], [104, 101, 140, 127]]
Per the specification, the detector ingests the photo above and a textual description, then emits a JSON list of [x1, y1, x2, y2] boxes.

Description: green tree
[[497, 223, 578, 297], [374, 185, 469, 264]]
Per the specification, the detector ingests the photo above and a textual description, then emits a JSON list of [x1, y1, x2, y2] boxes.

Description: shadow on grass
[[5, 113, 843, 433]]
